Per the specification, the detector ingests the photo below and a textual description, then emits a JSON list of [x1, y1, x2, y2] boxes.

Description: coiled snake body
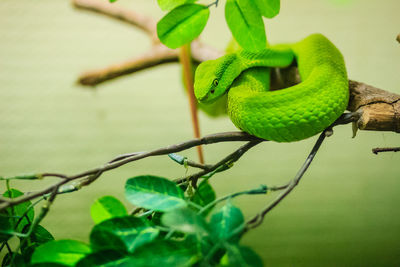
[[194, 34, 349, 142]]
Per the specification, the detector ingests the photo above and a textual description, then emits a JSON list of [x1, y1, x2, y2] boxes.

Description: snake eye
[[212, 79, 219, 87]]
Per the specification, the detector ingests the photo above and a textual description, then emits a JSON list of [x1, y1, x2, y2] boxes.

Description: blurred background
[[0, 0, 399, 265]]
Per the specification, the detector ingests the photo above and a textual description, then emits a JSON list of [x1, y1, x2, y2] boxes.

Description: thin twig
[[174, 140, 263, 184], [372, 147, 400, 154], [71, 0, 157, 41], [245, 129, 329, 230]]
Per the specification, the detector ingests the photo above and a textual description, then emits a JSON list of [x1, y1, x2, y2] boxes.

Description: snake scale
[[194, 34, 349, 142]]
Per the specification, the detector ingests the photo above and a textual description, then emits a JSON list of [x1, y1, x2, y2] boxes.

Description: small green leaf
[[254, 0, 280, 18], [3, 189, 34, 232], [157, 0, 196, 11], [191, 180, 216, 212], [225, 0, 266, 51], [90, 196, 127, 224], [157, 4, 210, 49], [109, 0, 117, 3], [90, 216, 159, 253], [220, 245, 263, 267], [210, 202, 244, 243], [22, 224, 54, 245], [125, 175, 187, 212], [31, 240, 91, 266], [162, 207, 209, 235]]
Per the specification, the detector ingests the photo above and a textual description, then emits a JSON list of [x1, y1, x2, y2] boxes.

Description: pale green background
[[0, 0, 399, 266]]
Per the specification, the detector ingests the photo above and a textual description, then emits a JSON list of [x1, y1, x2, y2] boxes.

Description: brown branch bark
[[78, 45, 179, 86], [348, 81, 400, 132]]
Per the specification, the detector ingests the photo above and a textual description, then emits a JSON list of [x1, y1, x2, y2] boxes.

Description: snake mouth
[[198, 94, 209, 103]]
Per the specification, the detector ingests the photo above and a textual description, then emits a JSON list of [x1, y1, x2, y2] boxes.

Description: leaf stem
[[179, 43, 204, 188], [198, 185, 268, 215]]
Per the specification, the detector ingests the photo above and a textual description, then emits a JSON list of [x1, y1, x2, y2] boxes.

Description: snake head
[[194, 53, 241, 103]]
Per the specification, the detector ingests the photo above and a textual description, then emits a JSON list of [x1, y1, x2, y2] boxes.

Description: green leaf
[[157, 0, 196, 11], [90, 216, 159, 253], [125, 175, 187, 212], [3, 189, 34, 232], [220, 245, 263, 267], [254, 0, 280, 18], [90, 196, 127, 224], [2, 253, 26, 267], [109, 0, 117, 3], [130, 240, 199, 266], [191, 180, 216, 208], [210, 202, 244, 243], [31, 240, 91, 266], [79, 240, 199, 267], [162, 207, 209, 235], [151, 211, 163, 226], [0, 211, 12, 242], [225, 0, 266, 51], [157, 4, 210, 49], [22, 224, 54, 244]]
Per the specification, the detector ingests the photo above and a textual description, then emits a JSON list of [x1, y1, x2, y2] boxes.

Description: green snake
[[194, 34, 349, 142]]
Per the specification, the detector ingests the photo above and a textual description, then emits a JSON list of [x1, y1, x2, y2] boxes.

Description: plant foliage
[[0, 0, 283, 265]]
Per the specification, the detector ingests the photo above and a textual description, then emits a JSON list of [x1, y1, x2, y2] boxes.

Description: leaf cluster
[[11, 175, 262, 266], [0, 189, 54, 266], [156, 0, 280, 50]]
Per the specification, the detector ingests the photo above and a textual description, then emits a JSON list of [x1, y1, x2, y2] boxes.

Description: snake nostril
[[211, 89, 215, 94]]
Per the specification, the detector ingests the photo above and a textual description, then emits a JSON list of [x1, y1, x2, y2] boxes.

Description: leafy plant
[[156, 0, 279, 51], [1, 0, 396, 266], [21, 175, 265, 266]]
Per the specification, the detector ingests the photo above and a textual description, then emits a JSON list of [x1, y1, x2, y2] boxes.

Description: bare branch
[[71, 0, 157, 41], [0, 132, 263, 211], [245, 129, 329, 230], [78, 45, 179, 86]]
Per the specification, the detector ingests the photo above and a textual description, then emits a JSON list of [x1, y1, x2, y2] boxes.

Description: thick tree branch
[[348, 81, 400, 132]]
